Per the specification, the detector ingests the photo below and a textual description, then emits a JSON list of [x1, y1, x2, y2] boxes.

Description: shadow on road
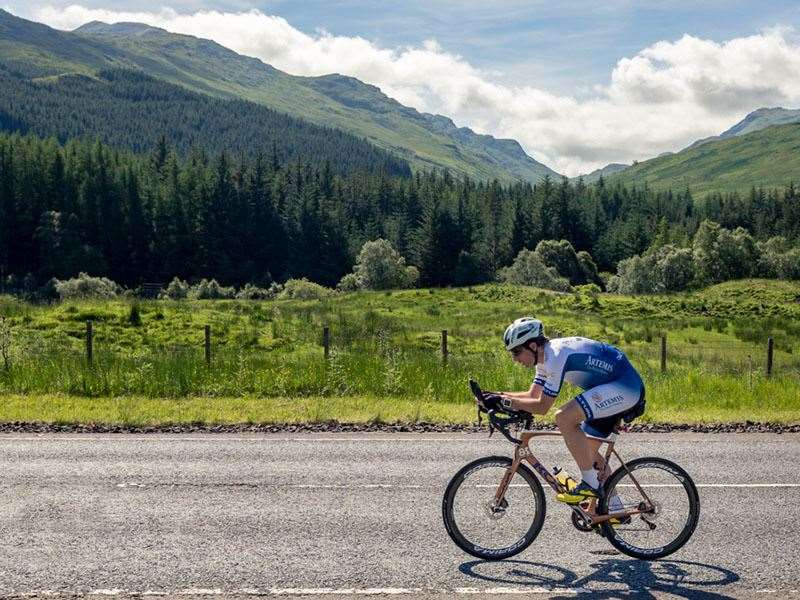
[[459, 557, 740, 598]]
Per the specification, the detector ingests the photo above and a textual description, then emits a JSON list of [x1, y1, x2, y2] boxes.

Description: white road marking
[[16, 588, 591, 597], [107, 482, 800, 490], [23, 588, 798, 597]]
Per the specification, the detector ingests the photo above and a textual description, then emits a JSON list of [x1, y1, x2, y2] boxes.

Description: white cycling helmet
[[503, 317, 544, 351]]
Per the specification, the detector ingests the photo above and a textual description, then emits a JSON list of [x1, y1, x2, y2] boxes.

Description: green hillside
[[0, 10, 558, 183], [0, 67, 411, 177], [609, 122, 800, 196]]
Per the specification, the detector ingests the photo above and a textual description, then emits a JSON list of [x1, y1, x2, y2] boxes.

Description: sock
[[608, 494, 624, 511], [581, 468, 600, 489]]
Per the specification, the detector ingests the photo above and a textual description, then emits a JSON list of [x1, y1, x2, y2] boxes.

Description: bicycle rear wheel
[[442, 456, 546, 560], [599, 457, 700, 560]]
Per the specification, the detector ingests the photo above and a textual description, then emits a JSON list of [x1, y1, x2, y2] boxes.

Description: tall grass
[[0, 281, 798, 423]]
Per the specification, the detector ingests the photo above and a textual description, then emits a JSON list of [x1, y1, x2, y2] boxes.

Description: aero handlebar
[[469, 378, 532, 445]]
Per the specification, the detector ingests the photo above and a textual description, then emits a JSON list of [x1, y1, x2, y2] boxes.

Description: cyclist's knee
[[555, 407, 580, 429]]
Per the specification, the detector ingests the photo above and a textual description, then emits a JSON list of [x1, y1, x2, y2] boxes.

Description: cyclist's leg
[[554, 399, 595, 472], [557, 378, 641, 497]]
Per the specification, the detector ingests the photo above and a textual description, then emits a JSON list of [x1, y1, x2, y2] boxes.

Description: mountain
[[687, 107, 800, 150], [0, 10, 558, 183], [608, 121, 800, 196], [572, 163, 629, 183], [0, 66, 411, 177]]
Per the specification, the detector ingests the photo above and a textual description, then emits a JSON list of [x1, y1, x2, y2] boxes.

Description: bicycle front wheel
[[599, 457, 700, 560], [442, 456, 546, 560]]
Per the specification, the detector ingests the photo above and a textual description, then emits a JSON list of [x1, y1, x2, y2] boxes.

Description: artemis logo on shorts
[[595, 394, 624, 409], [585, 356, 613, 373]]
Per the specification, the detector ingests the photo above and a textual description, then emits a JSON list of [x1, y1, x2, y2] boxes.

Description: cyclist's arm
[[500, 384, 557, 415]]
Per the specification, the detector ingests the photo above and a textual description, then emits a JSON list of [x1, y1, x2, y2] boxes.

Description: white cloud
[[28, 5, 800, 175]]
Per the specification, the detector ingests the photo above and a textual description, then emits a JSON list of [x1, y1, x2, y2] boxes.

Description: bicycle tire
[[442, 456, 546, 560], [599, 457, 700, 560]]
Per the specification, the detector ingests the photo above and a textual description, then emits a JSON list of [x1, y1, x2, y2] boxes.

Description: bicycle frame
[[492, 430, 656, 526]]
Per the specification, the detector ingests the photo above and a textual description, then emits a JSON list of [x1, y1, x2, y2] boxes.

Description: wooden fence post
[[204, 325, 211, 365], [323, 326, 330, 360], [441, 330, 448, 364], [660, 335, 667, 373], [86, 320, 93, 365], [766, 337, 774, 377]]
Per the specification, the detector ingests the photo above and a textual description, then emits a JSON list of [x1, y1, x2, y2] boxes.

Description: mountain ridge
[[608, 121, 800, 196], [0, 9, 558, 183]]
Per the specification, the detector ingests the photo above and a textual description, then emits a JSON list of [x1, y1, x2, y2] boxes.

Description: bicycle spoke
[[603, 457, 699, 559], [443, 456, 546, 559]]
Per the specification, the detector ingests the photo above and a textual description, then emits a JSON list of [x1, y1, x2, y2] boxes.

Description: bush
[[235, 283, 274, 300], [757, 237, 800, 280], [160, 277, 189, 300], [54, 272, 121, 300], [614, 254, 658, 294], [693, 221, 758, 286], [188, 279, 236, 300], [498, 249, 572, 292], [533, 240, 599, 286], [352, 239, 416, 290], [404, 265, 420, 288], [279, 278, 332, 300], [614, 245, 695, 294], [336, 273, 362, 293], [658, 246, 695, 291]]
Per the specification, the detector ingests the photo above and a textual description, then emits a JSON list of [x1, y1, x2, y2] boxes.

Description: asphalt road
[[0, 432, 798, 598]]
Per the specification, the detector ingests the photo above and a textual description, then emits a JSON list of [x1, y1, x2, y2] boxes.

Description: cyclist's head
[[503, 317, 547, 363]]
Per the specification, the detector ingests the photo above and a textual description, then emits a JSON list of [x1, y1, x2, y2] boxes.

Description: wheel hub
[[485, 498, 508, 519]]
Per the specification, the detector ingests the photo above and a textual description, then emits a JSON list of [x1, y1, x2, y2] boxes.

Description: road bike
[[442, 380, 700, 561]]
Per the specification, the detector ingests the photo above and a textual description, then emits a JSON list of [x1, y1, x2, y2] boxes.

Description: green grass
[[0, 280, 799, 425], [2, 369, 798, 426]]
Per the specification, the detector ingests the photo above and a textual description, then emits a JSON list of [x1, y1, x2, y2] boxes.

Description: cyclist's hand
[[479, 392, 503, 412]]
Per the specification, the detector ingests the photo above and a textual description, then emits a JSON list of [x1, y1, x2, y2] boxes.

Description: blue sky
[[7, 1, 800, 173]]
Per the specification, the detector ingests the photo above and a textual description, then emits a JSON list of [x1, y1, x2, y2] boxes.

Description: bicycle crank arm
[[586, 508, 655, 525]]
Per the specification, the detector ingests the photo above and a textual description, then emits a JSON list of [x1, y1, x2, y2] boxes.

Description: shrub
[[532, 240, 600, 286], [160, 277, 189, 300], [352, 239, 416, 290], [404, 265, 420, 288], [188, 279, 236, 300], [336, 273, 362, 293], [54, 272, 121, 299], [235, 284, 274, 300], [279, 278, 332, 300], [614, 254, 658, 294], [657, 246, 694, 291], [692, 221, 758, 286], [614, 245, 695, 294], [498, 249, 572, 292]]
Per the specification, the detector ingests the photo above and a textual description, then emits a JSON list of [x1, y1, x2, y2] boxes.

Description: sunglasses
[[510, 346, 526, 356]]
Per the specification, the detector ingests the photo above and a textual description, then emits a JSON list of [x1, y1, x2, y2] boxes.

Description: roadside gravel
[[0, 419, 797, 434]]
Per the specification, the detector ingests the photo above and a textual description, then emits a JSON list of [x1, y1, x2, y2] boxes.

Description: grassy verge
[[1, 280, 798, 425], [2, 372, 799, 427]]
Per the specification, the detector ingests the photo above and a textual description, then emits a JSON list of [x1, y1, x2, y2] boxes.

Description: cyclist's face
[[510, 343, 537, 367]]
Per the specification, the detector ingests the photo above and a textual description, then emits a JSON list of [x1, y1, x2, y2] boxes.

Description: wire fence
[[20, 320, 797, 376]]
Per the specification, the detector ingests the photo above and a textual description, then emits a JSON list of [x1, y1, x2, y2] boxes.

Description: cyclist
[[482, 317, 645, 505]]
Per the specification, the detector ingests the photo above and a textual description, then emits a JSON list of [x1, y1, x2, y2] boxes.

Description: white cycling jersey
[[534, 337, 644, 423]]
